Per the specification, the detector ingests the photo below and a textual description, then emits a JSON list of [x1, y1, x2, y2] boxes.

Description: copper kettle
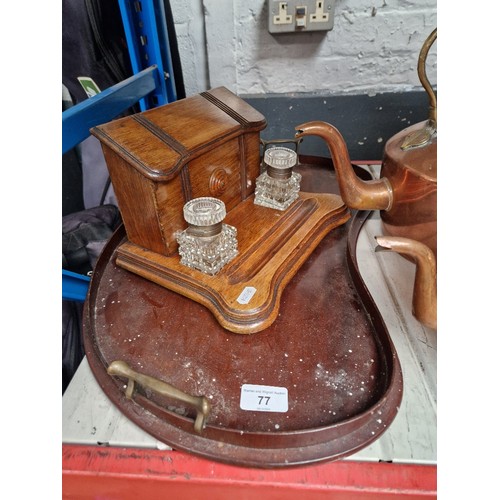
[[295, 29, 437, 328]]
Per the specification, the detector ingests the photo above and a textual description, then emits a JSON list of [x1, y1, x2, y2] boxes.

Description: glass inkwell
[[254, 146, 301, 210], [176, 197, 238, 275]]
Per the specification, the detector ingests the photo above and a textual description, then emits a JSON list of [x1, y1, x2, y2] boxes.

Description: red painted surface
[[62, 445, 436, 499]]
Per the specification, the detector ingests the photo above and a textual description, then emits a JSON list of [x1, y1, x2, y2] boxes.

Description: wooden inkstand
[[91, 87, 350, 334]]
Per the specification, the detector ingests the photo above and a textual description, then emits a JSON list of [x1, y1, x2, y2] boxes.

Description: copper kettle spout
[[295, 121, 393, 211], [375, 236, 437, 330]]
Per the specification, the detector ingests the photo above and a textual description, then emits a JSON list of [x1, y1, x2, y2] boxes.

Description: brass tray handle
[[107, 360, 211, 433]]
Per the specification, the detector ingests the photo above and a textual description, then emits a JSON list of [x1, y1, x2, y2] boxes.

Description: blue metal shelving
[[118, 0, 177, 110], [63, 0, 176, 301]]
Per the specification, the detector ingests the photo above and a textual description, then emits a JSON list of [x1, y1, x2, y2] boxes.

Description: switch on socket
[[268, 1, 335, 34]]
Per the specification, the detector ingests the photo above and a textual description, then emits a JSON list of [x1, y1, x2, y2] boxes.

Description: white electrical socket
[[310, 1, 329, 23], [273, 2, 293, 24], [268, 0, 334, 34]]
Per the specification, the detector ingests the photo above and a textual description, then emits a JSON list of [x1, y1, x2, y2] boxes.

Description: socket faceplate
[[268, 1, 335, 33]]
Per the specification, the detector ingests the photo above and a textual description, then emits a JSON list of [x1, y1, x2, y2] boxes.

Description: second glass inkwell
[[254, 146, 301, 210]]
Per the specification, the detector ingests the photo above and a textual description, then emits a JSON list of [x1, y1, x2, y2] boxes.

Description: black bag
[[62, 0, 132, 105], [62, 204, 122, 276], [62, 205, 122, 393]]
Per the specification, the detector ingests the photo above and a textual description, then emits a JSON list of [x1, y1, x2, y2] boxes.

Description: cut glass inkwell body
[[177, 197, 238, 275], [254, 146, 301, 210]]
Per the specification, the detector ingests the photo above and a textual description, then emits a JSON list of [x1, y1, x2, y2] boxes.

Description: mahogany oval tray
[[82, 157, 403, 468]]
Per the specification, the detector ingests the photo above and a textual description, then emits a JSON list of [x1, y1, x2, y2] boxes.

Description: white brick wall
[[169, 0, 210, 96], [170, 0, 436, 97]]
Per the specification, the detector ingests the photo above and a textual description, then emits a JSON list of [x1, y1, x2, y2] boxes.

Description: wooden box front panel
[[155, 133, 262, 254], [184, 133, 262, 207], [187, 138, 244, 214]]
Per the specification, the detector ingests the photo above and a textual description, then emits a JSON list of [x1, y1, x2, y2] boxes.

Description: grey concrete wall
[[170, 0, 437, 97]]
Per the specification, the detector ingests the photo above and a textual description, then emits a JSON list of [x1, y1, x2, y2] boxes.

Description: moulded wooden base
[[115, 192, 349, 334]]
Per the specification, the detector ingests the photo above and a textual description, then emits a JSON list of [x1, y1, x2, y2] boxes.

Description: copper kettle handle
[[418, 28, 437, 128]]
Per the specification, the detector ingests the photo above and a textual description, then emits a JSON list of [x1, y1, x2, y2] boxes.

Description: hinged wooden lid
[[90, 87, 267, 182]]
